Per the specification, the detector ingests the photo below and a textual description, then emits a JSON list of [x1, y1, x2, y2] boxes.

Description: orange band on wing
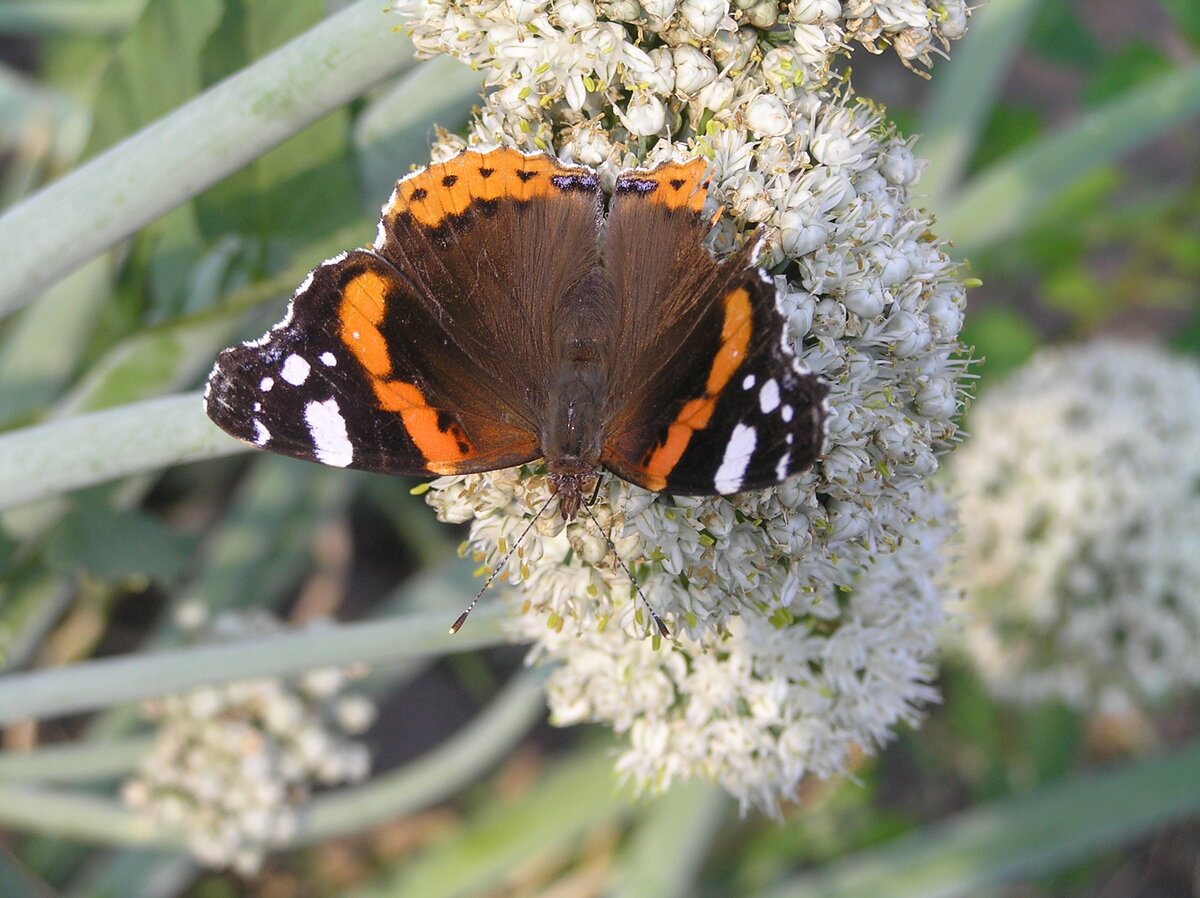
[[388, 148, 593, 229], [338, 269, 473, 473], [369, 381, 471, 475], [339, 270, 392, 376], [641, 286, 753, 488], [647, 159, 709, 213]]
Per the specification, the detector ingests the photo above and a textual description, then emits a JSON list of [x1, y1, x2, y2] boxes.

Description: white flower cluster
[[951, 341, 1200, 712], [400, 0, 968, 142], [122, 611, 375, 873], [529, 492, 950, 809], [398, 0, 969, 810]]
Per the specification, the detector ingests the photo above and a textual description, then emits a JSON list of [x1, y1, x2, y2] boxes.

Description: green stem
[[0, 570, 511, 723], [613, 781, 731, 898], [0, 739, 149, 783], [300, 668, 548, 841], [938, 61, 1200, 256], [0, 0, 415, 316], [0, 785, 167, 846], [917, 0, 1042, 203], [0, 0, 143, 36], [762, 740, 1200, 898], [0, 393, 238, 511]]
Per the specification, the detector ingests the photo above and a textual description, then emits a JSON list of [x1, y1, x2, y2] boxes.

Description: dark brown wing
[[205, 249, 541, 476], [598, 160, 828, 494], [206, 148, 606, 477], [373, 147, 604, 419]]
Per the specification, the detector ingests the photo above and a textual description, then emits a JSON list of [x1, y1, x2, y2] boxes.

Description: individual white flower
[[789, 0, 840, 23], [671, 44, 718, 94], [617, 89, 667, 135], [679, 0, 730, 37], [744, 94, 792, 137], [122, 612, 374, 871], [950, 341, 1200, 710], [554, 0, 597, 27]]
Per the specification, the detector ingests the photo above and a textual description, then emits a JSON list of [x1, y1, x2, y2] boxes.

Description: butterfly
[[204, 147, 828, 522]]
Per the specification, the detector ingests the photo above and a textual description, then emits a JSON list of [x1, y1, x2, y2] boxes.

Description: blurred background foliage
[[0, 0, 1197, 896]]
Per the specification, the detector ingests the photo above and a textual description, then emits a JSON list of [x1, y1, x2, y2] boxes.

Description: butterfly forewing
[[205, 249, 541, 477]]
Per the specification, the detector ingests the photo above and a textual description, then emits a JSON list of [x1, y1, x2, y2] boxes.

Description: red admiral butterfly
[[204, 147, 828, 521]]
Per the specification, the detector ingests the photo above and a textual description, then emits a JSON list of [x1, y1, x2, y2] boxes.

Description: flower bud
[[672, 44, 718, 94]]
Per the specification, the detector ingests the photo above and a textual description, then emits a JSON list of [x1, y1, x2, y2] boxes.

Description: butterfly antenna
[[449, 491, 558, 634], [580, 501, 670, 639]]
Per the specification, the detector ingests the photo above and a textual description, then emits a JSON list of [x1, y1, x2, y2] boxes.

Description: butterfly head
[[546, 457, 598, 521]]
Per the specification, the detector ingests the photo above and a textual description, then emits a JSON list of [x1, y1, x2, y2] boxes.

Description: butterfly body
[[205, 147, 828, 519]]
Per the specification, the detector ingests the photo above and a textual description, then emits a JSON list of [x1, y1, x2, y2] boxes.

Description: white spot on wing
[[759, 379, 780, 414], [319, 351, 337, 367], [775, 451, 791, 481], [260, 377, 274, 392], [781, 404, 794, 423], [281, 354, 311, 386], [715, 423, 756, 493], [253, 420, 271, 446], [742, 374, 756, 390], [304, 399, 353, 467]]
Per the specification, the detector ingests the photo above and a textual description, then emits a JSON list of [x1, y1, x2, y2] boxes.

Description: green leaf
[[58, 312, 237, 413], [48, 487, 196, 582], [1021, 703, 1081, 783], [613, 781, 730, 898], [0, 257, 110, 428], [762, 741, 1200, 898], [960, 306, 1039, 384], [0, 849, 45, 898], [355, 55, 482, 199], [83, 0, 224, 316], [0, 0, 414, 318], [195, 0, 359, 260], [1084, 42, 1173, 105], [301, 670, 549, 842], [0, 0, 145, 37], [184, 457, 351, 616], [83, 0, 223, 156], [970, 103, 1043, 174], [916, 0, 1042, 203], [937, 62, 1200, 256], [1027, 0, 1102, 69], [351, 746, 630, 898], [1159, 0, 1200, 46]]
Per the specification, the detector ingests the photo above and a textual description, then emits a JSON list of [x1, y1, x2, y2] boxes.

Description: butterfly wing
[[206, 148, 604, 477], [374, 147, 604, 415], [205, 249, 541, 475], [599, 160, 829, 495]]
